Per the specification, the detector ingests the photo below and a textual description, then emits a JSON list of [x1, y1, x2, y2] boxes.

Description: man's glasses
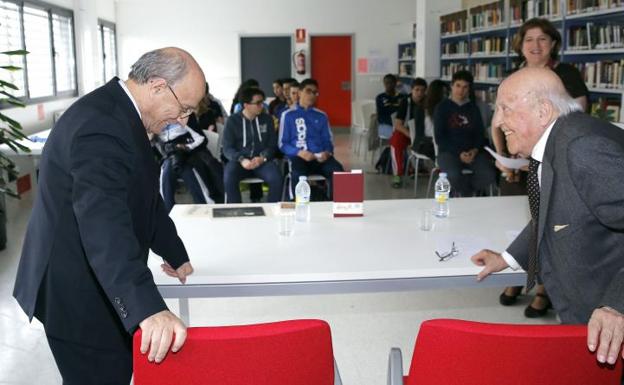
[[303, 88, 319, 96], [166, 84, 194, 119], [436, 242, 459, 262], [248, 100, 265, 106]]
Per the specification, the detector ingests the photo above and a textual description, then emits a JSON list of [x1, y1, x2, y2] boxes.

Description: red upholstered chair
[[134, 319, 342, 385], [387, 319, 622, 385]]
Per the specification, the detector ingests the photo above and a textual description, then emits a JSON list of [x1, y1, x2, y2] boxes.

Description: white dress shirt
[[501, 119, 557, 270], [118, 79, 141, 118]]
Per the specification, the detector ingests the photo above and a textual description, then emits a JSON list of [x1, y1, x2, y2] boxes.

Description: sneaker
[[391, 176, 402, 188]]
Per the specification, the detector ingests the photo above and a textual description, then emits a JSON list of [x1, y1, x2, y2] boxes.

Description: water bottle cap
[[299, 176, 308, 181], [439, 172, 447, 178]]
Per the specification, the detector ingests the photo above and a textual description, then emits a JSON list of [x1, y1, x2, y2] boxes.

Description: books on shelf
[[399, 44, 415, 60], [470, 1, 505, 30], [571, 59, 624, 89], [441, 10, 468, 35], [474, 87, 498, 104], [567, 0, 624, 14], [399, 62, 415, 77], [442, 41, 469, 55], [471, 62, 505, 82], [471, 36, 506, 55], [441, 63, 469, 79], [511, 0, 529, 24], [567, 22, 624, 50], [590, 96, 621, 122], [535, 0, 561, 17]]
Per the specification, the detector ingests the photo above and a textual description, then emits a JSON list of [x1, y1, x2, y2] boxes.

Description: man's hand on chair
[[588, 306, 624, 365], [139, 310, 187, 363]]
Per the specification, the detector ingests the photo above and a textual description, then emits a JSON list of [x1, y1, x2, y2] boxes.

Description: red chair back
[[405, 319, 622, 385], [133, 319, 335, 385]]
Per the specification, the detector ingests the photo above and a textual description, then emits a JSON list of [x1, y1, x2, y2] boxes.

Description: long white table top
[[149, 196, 530, 298], [0, 128, 50, 156]]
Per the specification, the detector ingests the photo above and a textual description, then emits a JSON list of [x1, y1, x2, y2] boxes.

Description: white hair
[[128, 48, 188, 86], [527, 82, 583, 117]]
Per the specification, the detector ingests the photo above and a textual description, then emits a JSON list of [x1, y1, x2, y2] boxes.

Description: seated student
[[375, 74, 403, 140], [268, 78, 286, 116], [388, 77, 433, 188], [434, 70, 496, 196], [222, 87, 282, 203], [155, 123, 221, 212], [275, 78, 298, 120], [189, 82, 225, 132], [279, 78, 344, 200]]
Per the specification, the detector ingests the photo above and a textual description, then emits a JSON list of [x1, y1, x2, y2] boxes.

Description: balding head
[[492, 68, 581, 157], [126, 47, 206, 134], [500, 68, 580, 116]]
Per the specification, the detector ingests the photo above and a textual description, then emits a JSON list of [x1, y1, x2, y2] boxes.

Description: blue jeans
[[160, 157, 209, 212], [224, 160, 283, 203]]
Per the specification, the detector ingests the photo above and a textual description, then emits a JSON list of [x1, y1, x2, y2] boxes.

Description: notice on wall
[[357, 58, 368, 74], [368, 57, 389, 74], [295, 28, 306, 43]]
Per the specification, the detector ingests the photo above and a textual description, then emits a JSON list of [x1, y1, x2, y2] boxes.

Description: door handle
[[340, 81, 351, 91]]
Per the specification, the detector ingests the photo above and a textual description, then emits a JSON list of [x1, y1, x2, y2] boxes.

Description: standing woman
[[495, 18, 589, 318]]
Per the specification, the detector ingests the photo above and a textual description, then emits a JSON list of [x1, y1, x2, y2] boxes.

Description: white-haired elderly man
[[472, 67, 624, 370]]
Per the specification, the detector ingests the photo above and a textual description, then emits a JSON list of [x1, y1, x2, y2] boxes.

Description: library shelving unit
[[398, 41, 416, 86], [439, 0, 624, 123]]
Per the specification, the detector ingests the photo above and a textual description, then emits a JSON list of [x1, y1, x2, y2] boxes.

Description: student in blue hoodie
[[434, 70, 496, 196], [222, 87, 282, 203], [279, 78, 344, 200]]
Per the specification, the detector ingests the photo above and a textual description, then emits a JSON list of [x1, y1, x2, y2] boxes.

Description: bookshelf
[[438, 0, 624, 123], [398, 42, 416, 83]]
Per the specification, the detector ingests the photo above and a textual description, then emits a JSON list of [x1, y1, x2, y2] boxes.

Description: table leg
[[179, 298, 190, 325]]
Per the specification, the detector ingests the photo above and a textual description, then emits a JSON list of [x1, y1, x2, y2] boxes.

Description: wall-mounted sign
[[295, 28, 306, 43]]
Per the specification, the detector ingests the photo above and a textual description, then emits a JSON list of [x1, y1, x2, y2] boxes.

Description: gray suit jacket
[[507, 112, 624, 324]]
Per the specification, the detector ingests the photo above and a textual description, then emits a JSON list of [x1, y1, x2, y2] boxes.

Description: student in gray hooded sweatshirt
[[222, 87, 282, 203]]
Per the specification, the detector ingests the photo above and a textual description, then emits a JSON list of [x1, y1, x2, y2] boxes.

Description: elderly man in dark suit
[[472, 67, 624, 367], [13, 47, 205, 384]]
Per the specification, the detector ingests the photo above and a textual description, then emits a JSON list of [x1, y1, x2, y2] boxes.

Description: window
[[97, 20, 117, 84], [0, 0, 77, 105]]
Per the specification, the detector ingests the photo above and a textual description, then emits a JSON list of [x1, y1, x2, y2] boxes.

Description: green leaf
[[6, 99, 25, 107], [0, 49, 29, 55], [0, 186, 20, 199], [0, 90, 18, 100], [0, 80, 19, 90], [0, 114, 21, 128], [0, 65, 22, 71]]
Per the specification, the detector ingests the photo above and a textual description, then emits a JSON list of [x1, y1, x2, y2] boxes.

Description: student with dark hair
[[388, 78, 431, 188], [222, 87, 282, 203], [279, 78, 344, 200], [375, 74, 403, 140], [434, 70, 496, 196], [268, 78, 286, 116]]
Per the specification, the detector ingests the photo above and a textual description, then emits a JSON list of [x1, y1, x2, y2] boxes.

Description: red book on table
[[332, 170, 364, 217]]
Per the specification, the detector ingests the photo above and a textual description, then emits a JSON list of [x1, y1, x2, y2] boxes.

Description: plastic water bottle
[[434, 172, 451, 218], [295, 176, 311, 222]]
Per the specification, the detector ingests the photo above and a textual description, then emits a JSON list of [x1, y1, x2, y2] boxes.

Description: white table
[[149, 196, 530, 324]]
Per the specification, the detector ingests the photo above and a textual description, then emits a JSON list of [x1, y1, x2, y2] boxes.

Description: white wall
[[116, 0, 416, 111], [3, 0, 116, 135]]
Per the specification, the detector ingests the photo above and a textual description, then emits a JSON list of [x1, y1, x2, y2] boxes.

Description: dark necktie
[[526, 157, 541, 290]]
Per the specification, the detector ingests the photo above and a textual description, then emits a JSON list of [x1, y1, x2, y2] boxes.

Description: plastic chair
[[387, 319, 622, 385], [282, 160, 327, 201], [134, 319, 343, 385], [353, 100, 376, 161]]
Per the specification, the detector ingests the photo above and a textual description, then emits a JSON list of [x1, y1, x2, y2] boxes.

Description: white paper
[[484, 146, 529, 169]]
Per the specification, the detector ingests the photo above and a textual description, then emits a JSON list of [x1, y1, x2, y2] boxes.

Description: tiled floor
[[0, 129, 556, 385]]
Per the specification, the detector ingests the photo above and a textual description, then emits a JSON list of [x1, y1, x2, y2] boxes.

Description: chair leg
[[413, 158, 420, 196], [426, 169, 438, 199]]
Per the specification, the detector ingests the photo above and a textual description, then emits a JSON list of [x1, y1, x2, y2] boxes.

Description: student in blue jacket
[[278, 78, 344, 200]]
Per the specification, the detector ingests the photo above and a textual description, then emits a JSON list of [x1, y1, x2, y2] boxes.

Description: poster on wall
[[357, 58, 368, 74]]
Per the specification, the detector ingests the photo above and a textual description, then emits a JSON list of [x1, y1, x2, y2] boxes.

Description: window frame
[[98, 18, 118, 85], [0, 0, 78, 108]]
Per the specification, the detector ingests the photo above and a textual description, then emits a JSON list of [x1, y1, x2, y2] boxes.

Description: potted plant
[[0, 48, 29, 250]]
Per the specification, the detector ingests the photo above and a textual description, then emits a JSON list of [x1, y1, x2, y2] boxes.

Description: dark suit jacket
[[13, 78, 189, 350], [507, 112, 624, 324]]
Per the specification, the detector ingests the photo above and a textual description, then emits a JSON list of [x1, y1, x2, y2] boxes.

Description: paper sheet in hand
[[484, 146, 529, 169]]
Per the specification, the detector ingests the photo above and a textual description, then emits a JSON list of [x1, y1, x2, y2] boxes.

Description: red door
[[310, 36, 352, 127]]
